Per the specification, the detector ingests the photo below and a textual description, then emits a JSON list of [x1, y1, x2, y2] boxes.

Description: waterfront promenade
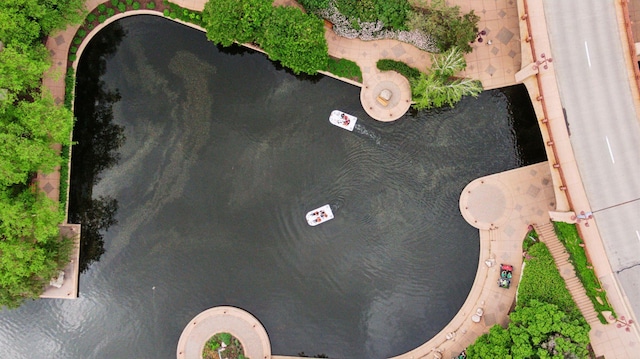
[[39, 0, 640, 357]]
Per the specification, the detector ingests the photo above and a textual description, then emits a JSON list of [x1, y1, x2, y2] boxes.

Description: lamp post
[[533, 53, 553, 70], [571, 210, 593, 227], [610, 315, 635, 332]]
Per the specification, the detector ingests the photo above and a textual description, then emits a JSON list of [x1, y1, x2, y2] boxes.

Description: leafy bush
[[554, 222, 615, 322], [168, 11, 176, 18], [467, 300, 590, 359], [163, 9, 170, 16], [98, 3, 107, 13], [407, 0, 479, 53], [332, 0, 409, 30], [297, 0, 329, 12], [70, 46, 78, 54], [132, 2, 140, 10], [117, 3, 126, 12], [88, 23, 94, 30], [410, 47, 482, 110], [98, 14, 107, 23], [326, 57, 362, 82], [107, 8, 116, 17], [518, 242, 580, 317], [68, 54, 76, 61], [77, 29, 86, 37], [126, 0, 133, 5], [259, 6, 328, 75], [202, 0, 272, 46], [146, 2, 156, 9], [377, 59, 420, 80], [111, 0, 119, 6], [73, 37, 82, 45], [87, 13, 96, 22]]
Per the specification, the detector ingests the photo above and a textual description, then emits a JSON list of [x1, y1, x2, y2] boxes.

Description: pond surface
[[0, 16, 544, 359]]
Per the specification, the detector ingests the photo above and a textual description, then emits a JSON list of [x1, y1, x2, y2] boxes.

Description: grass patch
[[519, 242, 581, 319], [325, 57, 362, 82], [376, 59, 421, 80], [554, 221, 615, 323]]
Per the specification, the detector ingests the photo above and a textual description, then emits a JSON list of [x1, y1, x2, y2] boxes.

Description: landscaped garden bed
[[203, 332, 248, 359], [553, 221, 616, 323]]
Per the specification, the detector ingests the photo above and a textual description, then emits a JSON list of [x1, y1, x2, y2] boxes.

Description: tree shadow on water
[[68, 22, 126, 272]]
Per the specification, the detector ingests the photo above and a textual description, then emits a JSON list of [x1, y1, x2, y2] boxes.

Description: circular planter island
[[177, 306, 271, 359]]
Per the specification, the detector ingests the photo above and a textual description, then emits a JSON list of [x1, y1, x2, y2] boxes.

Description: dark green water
[[0, 16, 544, 359]]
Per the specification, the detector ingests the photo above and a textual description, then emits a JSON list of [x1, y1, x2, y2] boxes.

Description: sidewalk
[[514, 0, 640, 357]]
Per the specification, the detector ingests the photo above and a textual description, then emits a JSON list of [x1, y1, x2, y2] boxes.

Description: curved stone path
[[177, 306, 271, 359]]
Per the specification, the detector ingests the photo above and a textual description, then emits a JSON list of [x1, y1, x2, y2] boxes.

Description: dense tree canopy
[[259, 6, 328, 75], [202, 0, 272, 47], [466, 300, 591, 359], [202, 0, 329, 75], [0, 0, 84, 308]]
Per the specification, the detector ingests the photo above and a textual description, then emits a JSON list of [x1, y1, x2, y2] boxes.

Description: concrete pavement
[[515, 0, 640, 357]]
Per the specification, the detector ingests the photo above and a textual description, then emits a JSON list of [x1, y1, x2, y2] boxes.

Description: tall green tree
[[0, 94, 74, 187], [410, 47, 482, 110], [259, 6, 328, 75], [0, 188, 71, 308], [466, 300, 590, 359]]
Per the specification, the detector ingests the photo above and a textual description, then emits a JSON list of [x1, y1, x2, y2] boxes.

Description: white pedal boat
[[306, 204, 334, 226], [329, 110, 357, 131]]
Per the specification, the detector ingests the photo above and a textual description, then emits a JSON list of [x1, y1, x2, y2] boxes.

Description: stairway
[[533, 222, 600, 324]]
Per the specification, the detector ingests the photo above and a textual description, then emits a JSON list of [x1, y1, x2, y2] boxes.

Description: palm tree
[[411, 46, 483, 110]]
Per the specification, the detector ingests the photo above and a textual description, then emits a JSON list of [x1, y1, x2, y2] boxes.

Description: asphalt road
[[543, 0, 640, 318]]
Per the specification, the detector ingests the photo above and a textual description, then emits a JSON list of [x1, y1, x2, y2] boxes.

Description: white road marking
[[605, 136, 615, 163], [585, 41, 592, 68], [636, 230, 640, 242]]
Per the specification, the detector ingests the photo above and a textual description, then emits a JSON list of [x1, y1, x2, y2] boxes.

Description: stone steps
[[533, 222, 600, 325]]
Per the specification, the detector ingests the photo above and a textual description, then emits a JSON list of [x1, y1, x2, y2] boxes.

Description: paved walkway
[[514, 0, 640, 357]]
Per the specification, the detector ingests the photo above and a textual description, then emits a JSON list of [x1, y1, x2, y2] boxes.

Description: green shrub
[[111, 0, 119, 6], [73, 37, 82, 45], [258, 6, 328, 75], [326, 58, 362, 82], [132, 2, 140, 10], [117, 3, 126, 12], [107, 8, 116, 17], [70, 46, 78, 54], [522, 228, 538, 251], [297, 0, 329, 12], [163, 9, 170, 16], [64, 68, 75, 110], [98, 14, 107, 23], [146, 2, 156, 9], [218, 332, 232, 345], [169, 11, 176, 18], [202, 0, 272, 46], [554, 222, 615, 323], [77, 29, 87, 37], [377, 59, 421, 80], [518, 242, 580, 318], [126, 0, 133, 4], [68, 54, 76, 61], [88, 23, 95, 29], [98, 3, 107, 13], [87, 13, 96, 22]]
